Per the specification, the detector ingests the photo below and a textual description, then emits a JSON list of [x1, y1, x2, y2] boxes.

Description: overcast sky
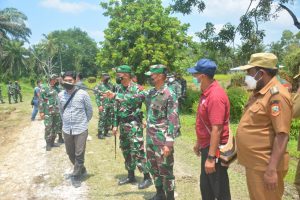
[[1, 0, 300, 46]]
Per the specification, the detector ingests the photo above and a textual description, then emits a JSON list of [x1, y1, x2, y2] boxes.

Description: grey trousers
[[63, 130, 88, 177]]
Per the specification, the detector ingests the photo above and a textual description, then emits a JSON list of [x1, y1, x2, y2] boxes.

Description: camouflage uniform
[[14, 81, 23, 102], [167, 74, 182, 137], [144, 65, 180, 199], [39, 79, 62, 147], [114, 80, 150, 174], [0, 85, 4, 103], [7, 82, 16, 104], [95, 77, 114, 137]]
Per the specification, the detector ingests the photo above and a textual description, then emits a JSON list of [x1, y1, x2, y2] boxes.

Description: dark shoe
[[149, 186, 166, 200], [58, 137, 64, 143], [138, 178, 153, 189], [99, 135, 105, 139], [51, 143, 60, 147], [46, 143, 51, 151], [118, 170, 136, 185], [166, 191, 174, 200], [71, 176, 81, 188], [104, 133, 112, 137]]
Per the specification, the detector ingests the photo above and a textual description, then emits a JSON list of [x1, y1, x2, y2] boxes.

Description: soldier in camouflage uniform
[[14, 81, 23, 102], [7, 81, 16, 104], [106, 65, 152, 190], [166, 74, 182, 138], [95, 73, 114, 139], [39, 74, 64, 151], [145, 65, 179, 200], [0, 84, 5, 103]]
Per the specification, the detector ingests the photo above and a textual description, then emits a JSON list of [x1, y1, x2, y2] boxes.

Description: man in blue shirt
[[31, 80, 41, 121]]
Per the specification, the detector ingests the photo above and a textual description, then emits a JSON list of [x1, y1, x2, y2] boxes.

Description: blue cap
[[187, 58, 217, 76]]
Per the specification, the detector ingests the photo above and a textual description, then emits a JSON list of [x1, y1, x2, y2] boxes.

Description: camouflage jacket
[[7, 84, 14, 95], [95, 82, 114, 107], [167, 80, 181, 100], [113, 81, 143, 127], [145, 84, 179, 147], [14, 83, 21, 92], [39, 83, 61, 115], [115, 83, 180, 147]]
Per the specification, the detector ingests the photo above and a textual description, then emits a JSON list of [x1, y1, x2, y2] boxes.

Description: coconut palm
[[1, 40, 29, 79], [0, 7, 31, 43]]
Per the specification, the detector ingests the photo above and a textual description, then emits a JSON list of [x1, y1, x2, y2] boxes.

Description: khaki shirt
[[236, 77, 292, 171]]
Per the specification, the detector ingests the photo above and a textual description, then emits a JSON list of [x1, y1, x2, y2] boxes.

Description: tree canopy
[[97, 0, 192, 78]]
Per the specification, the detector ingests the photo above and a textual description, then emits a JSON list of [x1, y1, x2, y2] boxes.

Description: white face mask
[[245, 71, 261, 90], [169, 78, 175, 82]]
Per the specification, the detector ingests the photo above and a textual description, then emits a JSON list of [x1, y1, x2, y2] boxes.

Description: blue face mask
[[192, 77, 200, 88]]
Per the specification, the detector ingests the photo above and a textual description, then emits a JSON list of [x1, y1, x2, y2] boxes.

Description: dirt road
[[0, 120, 87, 200]]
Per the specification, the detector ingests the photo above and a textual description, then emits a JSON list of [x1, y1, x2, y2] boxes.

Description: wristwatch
[[207, 155, 216, 161]]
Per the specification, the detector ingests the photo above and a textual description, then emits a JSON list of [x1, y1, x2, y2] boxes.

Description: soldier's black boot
[[50, 137, 59, 147], [118, 170, 136, 185], [104, 130, 112, 137], [58, 133, 64, 143], [46, 142, 52, 151], [98, 131, 105, 139], [166, 191, 175, 200], [138, 173, 153, 189], [149, 186, 166, 200]]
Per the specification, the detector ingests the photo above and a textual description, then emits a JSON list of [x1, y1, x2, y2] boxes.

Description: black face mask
[[116, 76, 123, 84], [147, 77, 155, 86], [63, 82, 75, 90]]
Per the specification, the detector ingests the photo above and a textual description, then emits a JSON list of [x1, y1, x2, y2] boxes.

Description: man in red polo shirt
[[187, 58, 231, 200]]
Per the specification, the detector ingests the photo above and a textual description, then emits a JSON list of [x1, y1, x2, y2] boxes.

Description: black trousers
[[64, 130, 88, 177], [200, 147, 231, 200]]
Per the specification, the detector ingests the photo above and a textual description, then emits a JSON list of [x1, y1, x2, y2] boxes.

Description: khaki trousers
[[245, 168, 287, 200]]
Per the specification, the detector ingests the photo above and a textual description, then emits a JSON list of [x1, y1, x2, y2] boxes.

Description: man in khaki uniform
[[293, 72, 300, 197], [236, 53, 292, 200]]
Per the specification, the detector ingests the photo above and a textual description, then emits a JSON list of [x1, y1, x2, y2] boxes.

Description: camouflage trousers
[[119, 121, 150, 174], [8, 93, 16, 103], [44, 113, 62, 142], [147, 144, 175, 192], [15, 91, 22, 102], [98, 106, 113, 135]]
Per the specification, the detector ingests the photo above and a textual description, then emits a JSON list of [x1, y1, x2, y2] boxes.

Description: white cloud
[[40, 0, 100, 13]]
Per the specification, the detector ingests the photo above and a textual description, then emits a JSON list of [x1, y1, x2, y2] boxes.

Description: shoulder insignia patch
[[270, 86, 279, 95], [271, 101, 280, 116]]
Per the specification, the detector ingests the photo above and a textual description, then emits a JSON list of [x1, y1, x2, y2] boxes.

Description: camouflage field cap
[[50, 74, 58, 80], [145, 64, 167, 76], [116, 65, 132, 73], [238, 53, 278, 70]]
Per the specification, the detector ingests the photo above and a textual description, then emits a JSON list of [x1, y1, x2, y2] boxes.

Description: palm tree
[[0, 8, 31, 43], [1, 40, 29, 79]]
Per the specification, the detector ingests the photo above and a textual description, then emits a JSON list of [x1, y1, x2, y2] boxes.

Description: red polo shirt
[[196, 80, 230, 149]]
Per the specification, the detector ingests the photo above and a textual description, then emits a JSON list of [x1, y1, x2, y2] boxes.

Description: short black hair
[[77, 72, 83, 80], [63, 71, 76, 80], [36, 80, 41, 84], [257, 67, 278, 77]]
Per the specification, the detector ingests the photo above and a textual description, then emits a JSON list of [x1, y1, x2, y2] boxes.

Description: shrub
[[87, 77, 97, 83], [290, 119, 300, 141], [180, 87, 200, 114], [227, 72, 245, 88], [226, 87, 249, 123]]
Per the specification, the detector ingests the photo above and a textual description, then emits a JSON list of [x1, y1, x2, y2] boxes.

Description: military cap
[[116, 65, 132, 73], [145, 64, 167, 76], [50, 74, 58, 80], [238, 53, 278, 70]]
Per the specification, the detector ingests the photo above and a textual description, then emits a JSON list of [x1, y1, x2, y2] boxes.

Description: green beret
[[145, 64, 167, 76], [116, 65, 132, 73]]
